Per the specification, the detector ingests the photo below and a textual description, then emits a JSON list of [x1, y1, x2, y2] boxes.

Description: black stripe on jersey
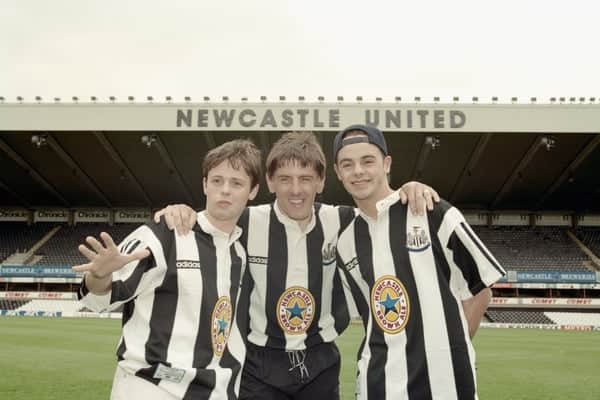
[[459, 222, 504, 276], [305, 208, 325, 347], [121, 239, 141, 254], [184, 228, 218, 399], [429, 211, 476, 400], [137, 221, 178, 385], [110, 255, 156, 303], [237, 207, 250, 249], [265, 206, 288, 348], [447, 231, 486, 295], [389, 203, 433, 400], [220, 245, 244, 400], [337, 205, 356, 234], [117, 301, 136, 361], [354, 216, 388, 400], [331, 267, 350, 335]]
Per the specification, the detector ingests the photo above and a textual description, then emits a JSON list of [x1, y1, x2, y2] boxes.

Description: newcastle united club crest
[[277, 286, 315, 335], [406, 225, 431, 252], [211, 296, 232, 356], [371, 275, 410, 334]]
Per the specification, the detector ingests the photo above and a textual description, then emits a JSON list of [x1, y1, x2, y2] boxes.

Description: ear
[[333, 163, 342, 181], [266, 173, 276, 194], [203, 177, 208, 193], [383, 155, 392, 174], [316, 176, 325, 194], [249, 184, 259, 201]]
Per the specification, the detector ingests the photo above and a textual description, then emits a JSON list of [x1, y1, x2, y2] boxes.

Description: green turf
[[0, 317, 599, 400]]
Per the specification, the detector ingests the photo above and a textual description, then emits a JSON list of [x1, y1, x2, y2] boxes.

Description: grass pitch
[[0, 317, 598, 400]]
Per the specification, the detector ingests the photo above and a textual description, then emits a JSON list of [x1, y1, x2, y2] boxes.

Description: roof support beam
[[45, 134, 112, 208], [151, 134, 195, 205], [0, 178, 30, 207], [204, 132, 217, 150], [491, 134, 543, 208], [0, 137, 70, 207], [450, 133, 493, 203], [535, 135, 600, 209], [94, 132, 153, 207], [411, 136, 434, 180]]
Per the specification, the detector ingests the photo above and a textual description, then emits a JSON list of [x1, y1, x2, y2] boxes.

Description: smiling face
[[334, 133, 392, 207], [203, 159, 258, 232], [266, 160, 325, 229]]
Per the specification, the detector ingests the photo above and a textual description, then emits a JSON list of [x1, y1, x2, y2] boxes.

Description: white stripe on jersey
[[372, 212, 410, 400], [159, 232, 202, 398], [406, 210, 457, 400], [118, 225, 170, 374], [206, 235, 236, 400], [246, 205, 270, 347]]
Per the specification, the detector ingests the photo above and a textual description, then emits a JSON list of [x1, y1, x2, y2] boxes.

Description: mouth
[[217, 200, 232, 207], [351, 179, 370, 187], [288, 199, 305, 208]]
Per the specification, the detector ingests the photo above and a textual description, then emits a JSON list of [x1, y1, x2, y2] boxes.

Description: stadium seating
[[14, 299, 83, 314], [0, 222, 55, 262], [573, 227, 600, 259], [0, 299, 31, 310], [485, 310, 555, 324], [472, 226, 592, 272], [34, 223, 141, 266], [545, 312, 600, 327]]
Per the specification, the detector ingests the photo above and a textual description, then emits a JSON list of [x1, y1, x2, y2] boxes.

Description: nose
[[290, 179, 302, 195], [221, 181, 232, 194], [353, 163, 364, 176]]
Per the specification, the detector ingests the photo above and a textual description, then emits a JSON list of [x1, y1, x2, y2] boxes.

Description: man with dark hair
[[333, 125, 505, 400], [74, 139, 262, 400]]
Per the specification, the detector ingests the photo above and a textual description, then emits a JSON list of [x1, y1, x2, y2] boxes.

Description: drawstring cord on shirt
[[287, 350, 309, 381]]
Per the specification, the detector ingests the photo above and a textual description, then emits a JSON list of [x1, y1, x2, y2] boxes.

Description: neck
[[204, 212, 236, 235], [354, 186, 394, 219]]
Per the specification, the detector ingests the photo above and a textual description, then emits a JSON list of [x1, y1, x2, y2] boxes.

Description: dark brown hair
[[202, 139, 262, 188]]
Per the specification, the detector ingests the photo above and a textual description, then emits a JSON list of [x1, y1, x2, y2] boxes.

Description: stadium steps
[[20, 225, 62, 265], [567, 230, 600, 271]]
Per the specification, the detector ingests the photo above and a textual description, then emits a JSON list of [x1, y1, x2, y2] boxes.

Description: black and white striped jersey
[[236, 201, 356, 351], [336, 192, 505, 400], [79, 212, 247, 400]]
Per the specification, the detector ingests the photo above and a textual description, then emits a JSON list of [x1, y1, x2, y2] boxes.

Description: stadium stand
[[473, 226, 593, 272], [574, 227, 600, 259], [34, 223, 140, 266], [0, 222, 55, 262]]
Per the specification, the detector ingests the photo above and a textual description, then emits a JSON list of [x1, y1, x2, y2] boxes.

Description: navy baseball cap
[[333, 124, 388, 161]]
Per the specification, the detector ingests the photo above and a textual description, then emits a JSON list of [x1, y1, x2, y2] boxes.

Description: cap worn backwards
[[333, 124, 388, 161]]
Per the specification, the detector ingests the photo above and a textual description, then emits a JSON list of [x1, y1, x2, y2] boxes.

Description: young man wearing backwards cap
[[333, 124, 506, 400]]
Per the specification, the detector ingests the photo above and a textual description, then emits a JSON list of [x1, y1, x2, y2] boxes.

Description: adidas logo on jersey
[[176, 260, 201, 269]]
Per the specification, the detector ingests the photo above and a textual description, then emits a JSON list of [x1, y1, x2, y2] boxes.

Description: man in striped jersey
[[74, 139, 262, 400], [156, 132, 439, 400], [333, 124, 506, 400]]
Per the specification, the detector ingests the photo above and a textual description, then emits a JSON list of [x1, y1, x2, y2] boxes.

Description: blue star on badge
[[378, 293, 400, 316], [286, 301, 306, 321], [217, 317, 228, 335]]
